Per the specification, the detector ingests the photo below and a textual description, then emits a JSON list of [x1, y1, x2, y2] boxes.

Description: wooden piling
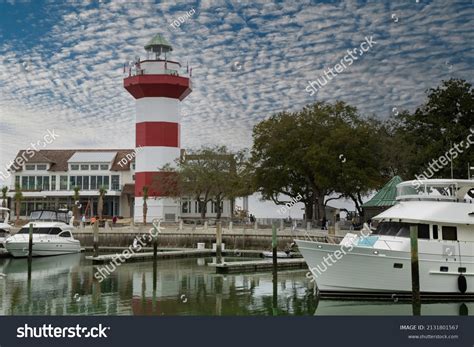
[[93, 220, 99, 257], [28, 223, 33, 262], [272, 223, 278, 316], [216, 221, 222, 264], [410, 225, 421, 315]]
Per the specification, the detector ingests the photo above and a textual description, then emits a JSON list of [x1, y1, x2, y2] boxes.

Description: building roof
[[144, 33, 173, 53], [10, 149, 135, 172], [362, 176, 403, 208], [68, 151, 117, 163]]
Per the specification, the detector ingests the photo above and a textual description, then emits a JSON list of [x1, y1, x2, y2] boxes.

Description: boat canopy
[[29, 210, 70, 224]]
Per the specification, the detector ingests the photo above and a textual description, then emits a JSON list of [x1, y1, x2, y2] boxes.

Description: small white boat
[[0, 207, 12, 254], [261, 251, 297, 258], [5, 210, 81, 257]]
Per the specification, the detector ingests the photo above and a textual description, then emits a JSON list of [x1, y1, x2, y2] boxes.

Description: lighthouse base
[[134, 197, 179, 223]]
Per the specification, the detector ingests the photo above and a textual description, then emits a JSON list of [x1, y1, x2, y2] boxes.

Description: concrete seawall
[[71, 226, 336, 250]]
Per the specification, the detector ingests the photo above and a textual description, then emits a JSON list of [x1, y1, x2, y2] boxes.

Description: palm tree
[[142, 186, 149, 226], [1, 186, 7, 219], [72, 186, 80, 223], [13, 184, 23, 225], [98, 187, 107, 220]]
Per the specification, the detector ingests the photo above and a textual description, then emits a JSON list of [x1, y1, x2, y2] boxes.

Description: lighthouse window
[[442, 226, 457, 241]]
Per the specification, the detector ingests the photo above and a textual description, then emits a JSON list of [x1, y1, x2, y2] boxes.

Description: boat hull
[[5, 235, 81, 257], [296, 239, 474, 295]]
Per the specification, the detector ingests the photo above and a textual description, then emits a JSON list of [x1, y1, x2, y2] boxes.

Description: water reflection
[[0, 254, 471, 316], [0, 254, 316, 315]]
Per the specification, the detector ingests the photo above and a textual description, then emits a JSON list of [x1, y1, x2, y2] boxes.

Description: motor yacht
[[296, 179, 474, 297], [5, 210, 81, 257]]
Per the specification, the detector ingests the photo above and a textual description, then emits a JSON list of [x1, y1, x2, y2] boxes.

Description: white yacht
[[0, 207, 12, 254], [296, 179, 474, 297], [5, 210, 81, 257]]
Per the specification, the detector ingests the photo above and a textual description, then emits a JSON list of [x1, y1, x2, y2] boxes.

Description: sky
[[0, 0, 473, 217]]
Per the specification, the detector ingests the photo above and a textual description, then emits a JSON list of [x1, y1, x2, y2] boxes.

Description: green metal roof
[[144, 33, 173, 52], [362, 176, 403, 208]]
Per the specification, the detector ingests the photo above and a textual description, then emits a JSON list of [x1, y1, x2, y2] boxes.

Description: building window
[[83, 176, 89, 190], [15, 176, 20, 187], [71, 164, 79, 171], [28, 176, 35, 190], [51, 175, 56, 190], [91, 176, 97, 190], [25, 164, 35, 170], [70, 176, 76, 189], [111, 175, 120, 190], [132, 163, 136, 170], [22, 176, 28, 189], [100, 164, 108, 170], [36, 164, 47, 170], [60, 176, 68, 190], [76, 176, 83, 189], [36, 176, 43, 190], [97, 176, 103, 188], [442, 226, 457, 241], [103, 176, 110, 189], [43, 176, 50, 191], [81, 164, 89, 170], [91, 164, 99, 170], [182, 200, 189, 213]]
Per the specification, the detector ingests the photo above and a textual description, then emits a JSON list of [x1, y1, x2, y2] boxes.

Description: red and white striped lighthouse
[[124, 34, 191, 222]]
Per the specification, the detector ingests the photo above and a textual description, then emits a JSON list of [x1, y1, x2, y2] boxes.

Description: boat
[[0, 207, 12, 254], [296, 179, 474, 297], [5, 210, 81, 257]]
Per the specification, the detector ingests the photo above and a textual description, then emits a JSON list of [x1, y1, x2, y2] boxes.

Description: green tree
[[396, 79, 474, 179], [14, 184, 23, 225], [251, 101, 387, 220]]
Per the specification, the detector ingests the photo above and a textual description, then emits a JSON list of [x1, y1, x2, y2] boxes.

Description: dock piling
[[216, 221, 222, 264], [93, 220, 99, 257], [28, 222, 33, 262], [410, 225, 421, 315]]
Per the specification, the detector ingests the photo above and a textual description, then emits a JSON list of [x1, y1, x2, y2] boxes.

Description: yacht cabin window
[[432, 225, 439, 240], [418, 224, 430, 239], [442, 226, 457, 241]]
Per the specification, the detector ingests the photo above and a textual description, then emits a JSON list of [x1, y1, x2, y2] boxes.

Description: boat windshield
[[397, 183, 458, 201], [371, 222, 410, 237], [29, 210, 69, 224], [17, 227, 65, 235]]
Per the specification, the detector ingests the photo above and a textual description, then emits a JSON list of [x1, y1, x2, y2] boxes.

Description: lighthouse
[[124, 33, 192, 223]]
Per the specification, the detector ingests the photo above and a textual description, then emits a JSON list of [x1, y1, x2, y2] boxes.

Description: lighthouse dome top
[[144, 33, 173, 54]]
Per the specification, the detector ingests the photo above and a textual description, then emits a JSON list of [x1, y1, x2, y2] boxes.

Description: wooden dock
[[86, 249, 215, 264], [210, 258, 308, 274]]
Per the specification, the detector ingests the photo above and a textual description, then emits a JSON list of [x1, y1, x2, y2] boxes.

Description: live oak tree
[[251, 101, 387, 221], [155, 146, 253, 220], [395, 79, 474, 179]]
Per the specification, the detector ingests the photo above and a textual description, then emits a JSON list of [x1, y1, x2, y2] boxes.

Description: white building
[[6, 149, 232, 221]]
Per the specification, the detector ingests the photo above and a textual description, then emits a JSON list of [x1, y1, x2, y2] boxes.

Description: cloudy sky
[[0, 0, 473, 215]]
